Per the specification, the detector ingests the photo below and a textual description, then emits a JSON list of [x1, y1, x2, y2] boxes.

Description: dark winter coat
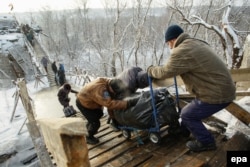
[[51, 62, 58, 74], [58, 64, 65, 85], [40, 56, 48, 68], [116, 67, 149, 98], [57, 83, 78, 108], [57, 85, 71, 108], [147, 33, 236, 104]]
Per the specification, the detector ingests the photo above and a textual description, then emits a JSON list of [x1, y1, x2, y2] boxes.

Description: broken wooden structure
[[15, 67, 250, 166], [17, 79, 54, 167], [0, 14, 41, 89], [38, 118, 90, 167], [0, 13, 57, 90]]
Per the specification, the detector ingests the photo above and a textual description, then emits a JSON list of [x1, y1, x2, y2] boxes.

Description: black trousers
[[76, 99, 103, 137]]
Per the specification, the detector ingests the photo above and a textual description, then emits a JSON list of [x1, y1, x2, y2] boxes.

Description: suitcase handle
[[148, 76, 160, 130]]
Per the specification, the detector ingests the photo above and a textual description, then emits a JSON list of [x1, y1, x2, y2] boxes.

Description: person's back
[[51, 61, 58, 85], [51, 61, 58, 73], [57, 83, 71, 108], [41, 56, 48, 73], [57, 83, 78, 117], [76, 77, 139, 145], [77, 77, 128, 110], [41, 57, 48, 67], [116, 67, 148, 98], [172, 34, 235, 103], [147, 24, 236, 152]]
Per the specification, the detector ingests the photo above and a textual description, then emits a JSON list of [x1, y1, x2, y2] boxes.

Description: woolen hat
[[165, 25, 184, 42], [63, 83, 71, 91]]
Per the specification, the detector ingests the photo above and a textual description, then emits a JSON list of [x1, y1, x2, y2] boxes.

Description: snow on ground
[[0, 77, 49, 166], [215, 94, 250, 138], [0, 76, 250, 166]]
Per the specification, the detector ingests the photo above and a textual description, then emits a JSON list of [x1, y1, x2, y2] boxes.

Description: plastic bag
[[113, 87, 179, 129], [63, 105, 77, 117]]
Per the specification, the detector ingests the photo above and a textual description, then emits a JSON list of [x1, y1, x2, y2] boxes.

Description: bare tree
[[38, 8, 63, 59], [107, 0, 127, 76], [165, 0, 250, 69], [23, 0, 249, 77]]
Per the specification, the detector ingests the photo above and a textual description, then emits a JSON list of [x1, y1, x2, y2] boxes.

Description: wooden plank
[[230, 68, 250, 82], [178, 91, 250, 98], [18, 79, 36, 121], [235, 91, 250, 96], [171, 155, 205, 167], [189, 134, 226, 167], [152, 76, 183, 87], [26, 121, 54, 167], [122, 152, 153, 167], [170, 133, 223, 167], [225, 102, 250, 127], [223, 132, 250, 151], [107, 145, 153, 167], [21, 153, 37, 165], [152, 68, 250, 87], [88, 133, 126, 158], [18, 80, 54, 167], [90, 139, 138, 167], [61, 134, 90, 167], [37, 118, 89, 167], [139, 136, 189, 167], [207, 132, 250, 167]]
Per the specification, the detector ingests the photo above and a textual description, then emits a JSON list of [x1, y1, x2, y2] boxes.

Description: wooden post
[[17, 79, 54, 167], [225, 102, 250, 127], [37, 118, 90, 167], [10, 90, 19, 122], [18, 118, 27, 135]]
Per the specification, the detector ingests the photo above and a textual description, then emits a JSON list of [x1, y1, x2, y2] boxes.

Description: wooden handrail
[[152, 68, 250, 87]]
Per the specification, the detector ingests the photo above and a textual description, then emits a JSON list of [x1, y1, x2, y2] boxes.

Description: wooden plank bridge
[[83, 114, 249, 167], [20, 67, 250, 167]]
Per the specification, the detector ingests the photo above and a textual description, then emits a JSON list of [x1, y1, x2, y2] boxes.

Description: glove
[[147, 65, 154, 77], [127, 97, 140, 108]]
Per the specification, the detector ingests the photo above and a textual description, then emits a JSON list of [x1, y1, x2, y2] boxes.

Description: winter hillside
[[0, 74, 250, 166]]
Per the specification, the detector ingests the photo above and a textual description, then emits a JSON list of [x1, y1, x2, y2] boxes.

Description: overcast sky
[[0, 0, 103, 13], [0, 0, 245, 14], [0, 0, 164, 13]]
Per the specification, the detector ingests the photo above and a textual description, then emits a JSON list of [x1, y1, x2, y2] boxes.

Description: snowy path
[[33, 85, 78, 119]]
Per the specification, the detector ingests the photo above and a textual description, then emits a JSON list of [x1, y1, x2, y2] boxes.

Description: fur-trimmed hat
[[165, 25, 184, 42], [109, 79, 125, 94]]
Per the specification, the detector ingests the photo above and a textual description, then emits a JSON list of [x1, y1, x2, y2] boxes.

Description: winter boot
[[86, 136, 99, 145], [186, 140, 216, 152]]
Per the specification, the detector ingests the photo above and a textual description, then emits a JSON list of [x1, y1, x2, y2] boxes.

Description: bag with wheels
[[113, 87, 179, 129]]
